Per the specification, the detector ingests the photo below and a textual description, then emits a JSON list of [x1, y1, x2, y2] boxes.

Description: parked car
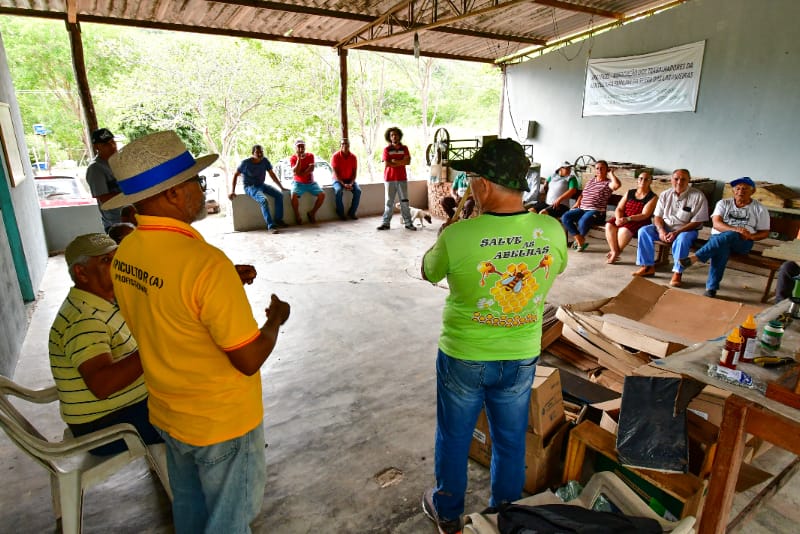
[[275, 158, 334, 187], [34, 175, 96, 208]]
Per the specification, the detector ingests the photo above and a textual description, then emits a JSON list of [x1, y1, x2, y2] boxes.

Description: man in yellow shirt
[[103, 131, 290, 533]]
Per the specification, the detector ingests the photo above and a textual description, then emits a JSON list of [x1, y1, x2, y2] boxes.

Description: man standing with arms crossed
[[229, 144, 289, 234], [420, 139, 568, 534], [330, 138, 361, 220], [103, 131, 290, 533]]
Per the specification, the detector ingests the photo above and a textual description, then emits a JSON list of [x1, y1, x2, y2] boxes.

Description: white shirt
[[711, 197, 770, 235], [654, 187, 709, 228]]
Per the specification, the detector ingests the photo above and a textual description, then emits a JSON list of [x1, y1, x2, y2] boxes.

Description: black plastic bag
[[497, 503, 662, 533]]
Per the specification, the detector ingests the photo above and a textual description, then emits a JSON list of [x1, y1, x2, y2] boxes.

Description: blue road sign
[[33, 124, 46, 135]]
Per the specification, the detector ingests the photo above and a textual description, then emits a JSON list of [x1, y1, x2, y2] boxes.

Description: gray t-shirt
[[86, 156, 122, 231]]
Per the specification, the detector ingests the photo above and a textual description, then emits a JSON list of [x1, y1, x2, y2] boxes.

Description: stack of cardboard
[[549, 277, 761, 393], [469, 366, 569, 494]]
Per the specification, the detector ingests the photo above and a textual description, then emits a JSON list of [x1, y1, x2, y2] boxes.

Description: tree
[[0, 17, 137, 163]]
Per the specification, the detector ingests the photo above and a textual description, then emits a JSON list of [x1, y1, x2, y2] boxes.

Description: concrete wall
[[41, 205, 104, 253], [0, 32, 48, 376], [232, 180, 429, 231], [504, 0, 800, 187]]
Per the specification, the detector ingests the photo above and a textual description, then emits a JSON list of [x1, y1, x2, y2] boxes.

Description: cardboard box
[[530, 366, 565, 437], [590, 398, 622, 435], [559, 277, 761, 358], [469, 410, 569, 494]]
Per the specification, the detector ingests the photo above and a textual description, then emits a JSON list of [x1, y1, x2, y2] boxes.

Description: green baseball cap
[[449, 138, 531, 192], [65, 233, 117, 268]]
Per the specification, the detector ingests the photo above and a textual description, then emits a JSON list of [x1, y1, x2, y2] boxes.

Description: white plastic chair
[[0, 374, 171, 534]]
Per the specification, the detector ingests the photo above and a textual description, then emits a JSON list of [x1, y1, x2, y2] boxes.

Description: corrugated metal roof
[[0, 0, 690, 63]]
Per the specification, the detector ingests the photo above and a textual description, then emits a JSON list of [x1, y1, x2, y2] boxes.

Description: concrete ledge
[[230, 180, 429, 231], [40, 205, 104, 254]]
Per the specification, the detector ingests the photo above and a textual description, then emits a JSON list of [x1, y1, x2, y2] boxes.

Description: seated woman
[[561, 160, 621, 251], [605, 171, 657, 264], [528, 163, 579, 219]]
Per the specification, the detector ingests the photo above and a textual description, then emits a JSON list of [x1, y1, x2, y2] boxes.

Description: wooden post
[[338, 47, 348, 141], [65, 21, 97, 151]]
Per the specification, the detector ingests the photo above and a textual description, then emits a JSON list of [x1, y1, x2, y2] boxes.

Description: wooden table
[[654, 302, 800, 533], [762, 239, 800, 262]]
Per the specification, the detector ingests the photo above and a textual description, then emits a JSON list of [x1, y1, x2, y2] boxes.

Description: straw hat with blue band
[[101, 130, 218, 210]]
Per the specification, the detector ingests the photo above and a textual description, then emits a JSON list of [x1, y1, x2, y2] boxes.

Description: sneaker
[[704, 289, 717, 298], [274, 219, 289, 228], [348, 213, 359, 220], [377, 223, 390, 230], [405, 224, 417, 231], [678, 257, 692, 269], [269, 227, 280, 235], [337, 213, 347, 221], [421, 489, 462, 534]]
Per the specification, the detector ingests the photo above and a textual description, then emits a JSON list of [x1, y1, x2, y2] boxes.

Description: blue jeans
[[636, 224, 698, 273], [68, 398, 162, 456], [694, 231, 754, 291], [332, 181, 361, 218], [156, 423, 266, 534], [382, 181, 411, 226], [245, 184, 284, 229], [433, 349, 537, 521], [561, 209, 604, 237]]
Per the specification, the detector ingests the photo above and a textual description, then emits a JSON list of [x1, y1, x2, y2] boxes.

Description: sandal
[[576, 243, 589, 252]]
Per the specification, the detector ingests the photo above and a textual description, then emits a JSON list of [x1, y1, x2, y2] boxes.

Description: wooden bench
[[654, 216, 800, 302]]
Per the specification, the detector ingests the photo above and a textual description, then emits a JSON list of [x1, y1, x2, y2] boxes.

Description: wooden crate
[[722, 181, 800, 208]]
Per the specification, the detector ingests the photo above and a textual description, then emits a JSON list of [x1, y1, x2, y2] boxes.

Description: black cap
[[449, 139, 531, 192], [91, 128, 114, 144]]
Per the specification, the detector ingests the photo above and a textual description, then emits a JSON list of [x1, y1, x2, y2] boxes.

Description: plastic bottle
[[720, 328, 742, 369], [760, 320, 784, 351], [737, 315, 757, 363]]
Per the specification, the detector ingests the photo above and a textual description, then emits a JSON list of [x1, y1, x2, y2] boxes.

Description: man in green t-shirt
[[420, 139, 568, 534]]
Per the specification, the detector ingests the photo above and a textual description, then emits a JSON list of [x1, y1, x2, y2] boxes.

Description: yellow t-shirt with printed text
[[112, 215, 261, 446]]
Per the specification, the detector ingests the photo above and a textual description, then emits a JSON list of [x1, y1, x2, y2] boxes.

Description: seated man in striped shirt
[[48, 233, 162, 455]]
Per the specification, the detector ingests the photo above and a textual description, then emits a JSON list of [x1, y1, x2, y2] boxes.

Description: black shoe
[[337, 213, 347, 221], [274, 219, 289, 228], [348, 213, 359, 220], [422, 489, 462, 534], [404, 224, 417, 231], [377, 223, 390, 230], [678, 257, 692, 269], [704, 289, 717, 298]]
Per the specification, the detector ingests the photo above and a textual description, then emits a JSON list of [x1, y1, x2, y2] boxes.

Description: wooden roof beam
[[532, 0, 623, 20], [337, 0, 539, 49]]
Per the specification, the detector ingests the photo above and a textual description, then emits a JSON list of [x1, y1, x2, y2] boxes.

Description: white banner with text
[[582, 41, 705, 117]]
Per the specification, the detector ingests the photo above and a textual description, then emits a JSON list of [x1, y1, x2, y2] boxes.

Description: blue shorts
[[292, 181, 323, 196]]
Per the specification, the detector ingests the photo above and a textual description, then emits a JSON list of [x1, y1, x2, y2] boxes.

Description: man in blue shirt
[[229, 144, 288, 233]]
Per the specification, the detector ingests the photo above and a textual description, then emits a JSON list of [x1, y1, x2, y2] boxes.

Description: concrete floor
[[2, 213, 798, 533]]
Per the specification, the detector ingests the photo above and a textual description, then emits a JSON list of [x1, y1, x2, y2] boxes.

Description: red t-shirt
[[382, 144, 409, 182], [290, 153, 315, 184], [331, 150, 357, 182]]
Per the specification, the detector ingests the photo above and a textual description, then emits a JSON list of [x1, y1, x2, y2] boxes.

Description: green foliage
[[1, 15, 502, 181]]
